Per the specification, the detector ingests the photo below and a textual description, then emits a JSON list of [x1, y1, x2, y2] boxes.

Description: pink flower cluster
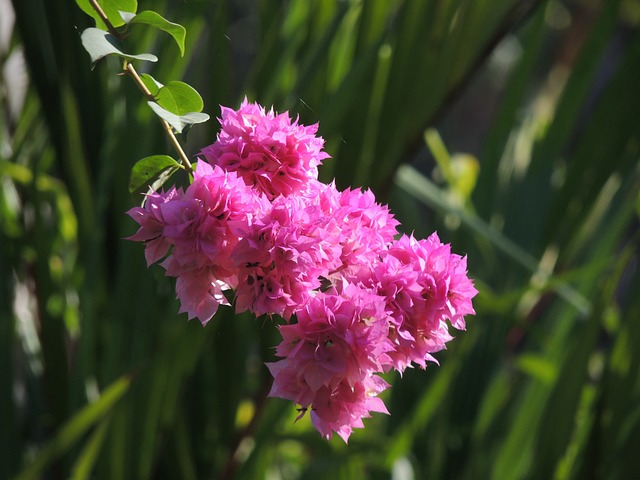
[[127, 99, 477, 442]]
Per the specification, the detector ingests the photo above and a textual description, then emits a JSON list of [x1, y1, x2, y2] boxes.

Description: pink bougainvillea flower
[[233, 192, 343, 319], [310, 375, 390, 442], [200, 98, 330, 199], [332, 187, 399, 271], [128, 161, 270, 325], [126, 99, 478, 442], [266, 283, 394, 441], [170, 263, 232, 324], [126, 187, 182, 266], [375, 233, 478, 371], [164, 161, 266, 276]]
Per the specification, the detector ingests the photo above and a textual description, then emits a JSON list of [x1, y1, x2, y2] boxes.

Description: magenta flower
[[267, 283, 394, 441], [165, 162, 264, 275], [233, 194, 341, 319], [380, 233, 478, 371], [310, 375, 390, 442], [126, 187, 182, 266], [171, 264, 232, 324], [200, 99, 330, 199], [328, 186, 399, 271], [127, 100, 478, 441]]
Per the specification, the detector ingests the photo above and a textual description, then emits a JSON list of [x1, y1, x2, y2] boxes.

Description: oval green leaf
[[80, 28, 158, 66], [147, 102, 210, 134], [119, 10, 187, 56], [139, 73, 163, 97], [156, 81, 204, 115], [76, 0, 137, 29], [129, 155, 181, 197]]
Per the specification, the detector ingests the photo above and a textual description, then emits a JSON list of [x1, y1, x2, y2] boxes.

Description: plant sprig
[[78, 0, 211, 197]]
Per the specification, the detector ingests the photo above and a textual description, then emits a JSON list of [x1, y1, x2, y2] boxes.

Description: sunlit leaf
[[120, 10, 187, 56], [129, 155, 181, 197], [15, 375, 132, 480], [70, 416, 112, 480], [80, 28, 157, 66], [147, 102, 209, 134], [516, 354, 557, 385], [139, 73, 163, 97], [76, 0, 137, 29], [155, 81, 205, 116]]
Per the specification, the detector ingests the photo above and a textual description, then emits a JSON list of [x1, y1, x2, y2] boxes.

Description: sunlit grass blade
[[69, 414, 112, 480], [16, 374, 132, 480], [394, 163, 591, 314]]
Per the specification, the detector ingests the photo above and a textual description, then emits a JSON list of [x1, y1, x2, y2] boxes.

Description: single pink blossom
[[310, 375, 389, 442], [171, 264, 232, 324], [163, 162, 266, 277]]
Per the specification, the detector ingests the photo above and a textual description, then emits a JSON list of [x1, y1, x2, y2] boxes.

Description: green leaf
[[147, 102, 209, 134], [70, 415, 112, 480], [155, 81, 205, 115], [76, 0, 137, 29], [15, 375, 132, 480], [128, 155, 181, 197], [139, 73, 163, 97], [120, 10, 187, 57], [516, 354, 557, 385], [80, 28, 157, 66]]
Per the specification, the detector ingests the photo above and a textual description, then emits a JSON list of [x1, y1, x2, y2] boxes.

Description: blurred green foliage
[[2, 0, 639, 478]]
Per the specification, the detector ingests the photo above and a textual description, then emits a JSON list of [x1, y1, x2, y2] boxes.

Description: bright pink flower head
[[267, 283, 393, 441], [373, 233, 477, 370], [126, 187, 182, 266], [312, 186, 399, 276], [200, 99, 330, 199], [131, 162, 270, 326], [233, 194, 342, 319], [126, 100, 478, 441], [163, 161, 267, 277], [389, 232, 477, 327], [310, 375, 389, 442], [445, 253, 477, 330], [169, 264, 232, 325]]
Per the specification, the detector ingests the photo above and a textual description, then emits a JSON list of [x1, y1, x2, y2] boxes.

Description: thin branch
[[88, 0, 116, 35], [217, 378, 273, 480], [124, 62, 193, 170], [87, 0, 193, 173]]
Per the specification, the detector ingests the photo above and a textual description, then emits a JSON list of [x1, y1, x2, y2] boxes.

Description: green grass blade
[[16, 374, 132, 480]]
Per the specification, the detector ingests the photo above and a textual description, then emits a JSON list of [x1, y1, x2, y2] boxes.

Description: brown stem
[[87, 0, 193, 173], [217, 378, 273, 480], [88, 0, 116, 34], [124, 62, 193, 171]]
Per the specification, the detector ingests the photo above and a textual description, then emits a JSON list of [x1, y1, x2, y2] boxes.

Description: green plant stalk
[[87, 0, 193, 173]]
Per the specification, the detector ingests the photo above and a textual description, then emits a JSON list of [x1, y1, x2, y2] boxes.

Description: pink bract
[[126, 187, 182, 266]]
